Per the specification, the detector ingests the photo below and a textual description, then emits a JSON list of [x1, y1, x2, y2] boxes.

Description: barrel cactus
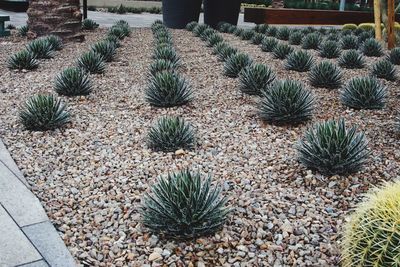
[[342, 181, 400, 267]]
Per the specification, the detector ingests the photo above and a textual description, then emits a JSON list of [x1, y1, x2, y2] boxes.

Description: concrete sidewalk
[[0, 139, 76, 267], [0, 10, 254, 28]]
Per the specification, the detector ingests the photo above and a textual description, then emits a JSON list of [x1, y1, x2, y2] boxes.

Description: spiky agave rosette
[[342, 181, 400, 267]]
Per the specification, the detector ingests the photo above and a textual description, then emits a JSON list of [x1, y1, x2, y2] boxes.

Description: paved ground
[[0, 9, 254, 28]]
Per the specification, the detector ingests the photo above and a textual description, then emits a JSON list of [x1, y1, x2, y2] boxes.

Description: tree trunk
[[27, 0, 83, 41], [271, 0, 284, 8]]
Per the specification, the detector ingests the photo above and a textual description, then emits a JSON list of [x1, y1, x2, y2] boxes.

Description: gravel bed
[[0, 27, 399, 266]]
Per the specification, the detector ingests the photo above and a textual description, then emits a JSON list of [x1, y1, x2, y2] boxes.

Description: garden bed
[[0, 25, 399, 266]]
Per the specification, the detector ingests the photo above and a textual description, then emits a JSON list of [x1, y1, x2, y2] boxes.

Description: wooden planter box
[[244, 7, 400, 25]]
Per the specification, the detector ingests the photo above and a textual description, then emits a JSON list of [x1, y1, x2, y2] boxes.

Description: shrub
[[342, 181, 400, 267], [358, 23, 376, 31], [371, 60, 397, 81], [193, 24, 209, 36], [309, 61, 342, 89], [259, 80, 314, 125], [388, 47, 400, 65], [302, 33, 321, 50], [261, 37, 278, 52], [297, 119, 369, 175], [153, 46, 181, 66], [342, 23, 357, 30], [341, 77, 386, 110], [18, 25, 28, 37], [266, 26, 278, 37], [113, 21, 131, 37], [319, 40, 341, 58], [289, 31, 303, 45], [361, 38, 384, 57], [26, 38, 54, 59], [217, 22, 231, 33], [207, 33, 224, 47], [201, 28, 216, 41], [341, 35, 359, 50], [234, 27, 244, 37], [54, 67, 92, 96], [145, 71, 192, 107], [149, 59, 178, 76], [255, 24, 269, 34], [326, 33, 340, 41], [186, 21, 198, 31], [285, 50, 314, 72], [141, 169, 229, 239], [45, 35, 63, 51], [227, 25, 237, 33], [105, 34, 121, 48], [91, 41, 117, 62], [108, 26, 125, 39], [214, 44, 238, 62], [147, 117, 195, 152], [77, 51, 106, 74], [251, 33, 264, 45], [338, 50, 365, 69], [240, 29, 255, 40], [276, 27, 291, 41], [19, 95, 70, 131], [82, 19, 99, 30], [272, 43, 294, 59], [223, 53, 253, 78], [358, 31, 373, 43], [7, 50, 39, 70], [239, 63, 276, 95]]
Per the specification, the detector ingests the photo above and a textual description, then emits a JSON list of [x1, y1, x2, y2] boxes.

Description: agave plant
[[200, 28, 216, 41], [276, 27, 291, 41], [259, 80, 314, 125], [371, 60, 397, 81], [309, 61, 343, 89], [297, 119, 369, 175], [358, 31, 373, 43], [7, 50, 39, 70], [152, 46, 181, 66], [217, 22, 231, 33], [145, 71, 192, 107], [105, 34, 121, 48], [147, 117, 195, 152], [141, 169, 229, 239], [240, 29, 255, 40], [45, 35, 63, 51], [340, 77, 386, 110], [285, 50, 314, 72], [214, 43, 238, 62], [186, 21, 198, 31], [206, 33, 224, 47], [341, 35, 359, 50], [302, 33, 321, 50], [82, 19, 99, 30], [388, 47, 400, 65], [239, 63, 276, 95], [77, 51, 106, 74], [26, 38, 54, 59], [18, 25, 28, 37], [227, 25, 237, 34], [261, 37, 278, 52], [319, 40, 341, 59], [361, 38, 384, 57], [54, 67, 92, 96], [255, 24, 269, 34], [149, 59, 178, 76], [19, 95, 70, 131], [338, 50, 365, 69], [251, 33, 264, 45], [289, 32, 303, 45], [234, 27, 244, 37], [193, 24, 209, 37], [108, 26, 125, 40], [266, 26, 278, 37], [91, 40, 117, 62], [326, 33, 340, 42], [223, 53, 253, 78], [112, 22, 131, 37], [272, 43, 294, 59]]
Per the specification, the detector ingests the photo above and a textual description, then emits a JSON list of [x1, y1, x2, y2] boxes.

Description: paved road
[[0, 9, 254, 28]]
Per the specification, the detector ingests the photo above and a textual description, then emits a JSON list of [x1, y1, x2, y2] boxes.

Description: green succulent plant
[[266, 26, 278, 37], [388, 47, 400, 65], [319, 40, 341, 59], [285, 50, 314, 72], [309, 61, 343, 89], [341, 35, 359, 50], [251, 33, 264, 45], [19, 95, 70, 131], [239, 63, 276, 95], [77, 51, 106, 74], [152, 46, 181, 66], [147, 116, 195, 152], [207, 33, 224, 47], [340, 76, 386, 110], [7, 50, 39, 70], [217, 22, 231, 33], [234, 27, 244, 37], [108, 26, 126, 39], [223, 53, 253, 78], [240, 29, 255, 40], [105, 34, 121, 48], [149, 59, 178, 76], [227, 25, 237, 34], [26, 38, 54, 59], [91, 40, 117, 62], [326, 33, 340, 42], [193, 24, 209, 37], [141, 169, 229, 239], [45, 35, 63, 51], [289, 31, 303, 45], [276, 27, 291, 41], [358, 31, 374, 43], [361, 38, 384, 57], [272, 43, 294, 59], [214, 43, 238, 62], [145, 71, 192, 107], [255, 24, 269, 34], [18, 25, 28, 37], [186, 21, 198, 31], [301, 33, 321, 50], [82, 19, 99, 30], [201, 28, 216, 41], [338, 50, 365, 69], [261, 37, 278, 52], [54, 67, 92, 96], [372, 60, 397, 81], [297, 118, 369, 175], [342, 181, 400, 267], [258, 80, 314, 125]]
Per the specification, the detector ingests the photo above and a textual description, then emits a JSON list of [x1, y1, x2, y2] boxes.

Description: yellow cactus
[[342, 24, 357, 30], [342, 181, 400, 267]]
